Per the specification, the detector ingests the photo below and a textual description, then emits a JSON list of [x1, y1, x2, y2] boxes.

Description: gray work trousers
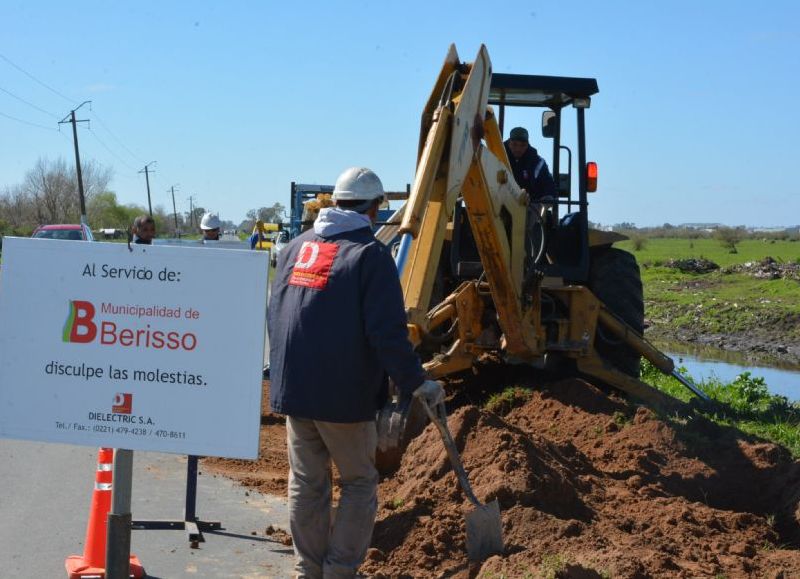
[[286, 416, 379, 579]]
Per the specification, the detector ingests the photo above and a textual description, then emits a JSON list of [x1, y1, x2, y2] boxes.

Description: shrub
[[715, 226, 745, 254]]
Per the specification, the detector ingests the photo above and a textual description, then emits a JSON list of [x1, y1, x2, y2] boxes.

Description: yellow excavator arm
[[399, 46, 537, 357]]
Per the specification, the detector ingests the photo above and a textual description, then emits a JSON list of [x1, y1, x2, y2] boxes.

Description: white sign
[[0, 237, 268, 459]]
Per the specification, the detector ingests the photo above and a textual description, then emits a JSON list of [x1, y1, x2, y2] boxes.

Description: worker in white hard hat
[[268, 167, 443, 578], [200, 212, 221, 241]]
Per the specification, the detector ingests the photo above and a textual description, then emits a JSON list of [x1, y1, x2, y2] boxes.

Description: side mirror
[[541, 111, 557, 139]]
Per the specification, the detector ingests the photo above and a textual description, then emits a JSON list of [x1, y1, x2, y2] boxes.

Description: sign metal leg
[[131, 454, 221, 546], [107, 449, 133, 579]]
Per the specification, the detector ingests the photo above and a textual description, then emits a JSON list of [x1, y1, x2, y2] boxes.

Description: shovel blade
[[465, 499, 504, 561]]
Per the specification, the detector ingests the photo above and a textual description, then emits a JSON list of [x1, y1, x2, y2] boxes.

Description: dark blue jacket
[[268, 216, 426, 423], [504, 141, 557, 200]]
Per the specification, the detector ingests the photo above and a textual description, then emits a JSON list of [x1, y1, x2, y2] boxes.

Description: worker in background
[[504, 126, 556, 200], [268, 167, 443, 579], [132, 215, 155, 245], [200, 212, 221, 241]]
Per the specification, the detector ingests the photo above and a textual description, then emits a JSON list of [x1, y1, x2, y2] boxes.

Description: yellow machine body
[[396, 45, 681, 409]]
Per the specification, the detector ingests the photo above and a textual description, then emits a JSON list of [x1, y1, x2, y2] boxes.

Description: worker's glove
[[413, 380, 445, 408]]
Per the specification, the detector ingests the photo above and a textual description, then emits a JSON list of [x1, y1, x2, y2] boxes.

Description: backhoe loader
[[376, 44, 706, 468]]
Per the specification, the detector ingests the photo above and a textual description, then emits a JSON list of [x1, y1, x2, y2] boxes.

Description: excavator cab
[[447, 73, 601, 300], [489, 73, 600, 283]]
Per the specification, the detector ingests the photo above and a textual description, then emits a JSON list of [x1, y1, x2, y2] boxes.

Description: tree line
[[0, 157, 286, 239], [598, 222, 800, 254], [0, 157, 181, 237]]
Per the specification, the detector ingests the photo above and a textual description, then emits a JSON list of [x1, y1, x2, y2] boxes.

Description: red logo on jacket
[[289, 241, 339, 290]]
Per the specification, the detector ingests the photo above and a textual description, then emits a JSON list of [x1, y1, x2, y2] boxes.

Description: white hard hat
[[332, 167, 385, 202], [200, 212, 221, 230]]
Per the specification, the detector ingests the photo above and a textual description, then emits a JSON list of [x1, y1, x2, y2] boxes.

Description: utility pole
[[169, 185, 179, 238], [59, 101, 91, 224], [138, 162, 156, 216], [187, 195, 194, 228]]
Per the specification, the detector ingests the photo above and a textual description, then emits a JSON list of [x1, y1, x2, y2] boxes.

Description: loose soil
[[208, 377, 800, 577], [203, 386, 289, 495]]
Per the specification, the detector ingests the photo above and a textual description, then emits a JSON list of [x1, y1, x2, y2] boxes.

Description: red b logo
[[64, 300, 97, 343]]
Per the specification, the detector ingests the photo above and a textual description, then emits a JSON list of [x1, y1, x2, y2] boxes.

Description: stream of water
[[661, 342, 800, 401]]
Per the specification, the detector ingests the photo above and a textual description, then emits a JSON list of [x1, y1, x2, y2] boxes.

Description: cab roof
[[489, 73, 599, 108]]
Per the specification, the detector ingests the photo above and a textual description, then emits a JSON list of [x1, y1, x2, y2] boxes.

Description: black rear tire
[[587, 247, 644, 377]]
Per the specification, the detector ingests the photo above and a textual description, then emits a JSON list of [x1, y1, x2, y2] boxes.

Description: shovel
[[420, 399, 504, 561]]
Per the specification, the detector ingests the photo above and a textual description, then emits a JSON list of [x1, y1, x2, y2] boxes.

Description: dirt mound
[[363, 379, 800, 578], [208, 379, 800, 577]]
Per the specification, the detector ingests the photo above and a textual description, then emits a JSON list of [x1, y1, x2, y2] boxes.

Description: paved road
[[0, 440, 294, 578]]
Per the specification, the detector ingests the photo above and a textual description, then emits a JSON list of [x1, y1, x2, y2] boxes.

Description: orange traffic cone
[[65, 448, 145, 578]]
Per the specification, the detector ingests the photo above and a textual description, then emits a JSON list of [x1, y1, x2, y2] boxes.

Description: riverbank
[[615, 238, 800, 365], [644, 359, 800, 457]]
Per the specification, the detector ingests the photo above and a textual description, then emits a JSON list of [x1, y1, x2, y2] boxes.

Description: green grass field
[[617, 237, 800, 267], [609, 238, 800, 344]]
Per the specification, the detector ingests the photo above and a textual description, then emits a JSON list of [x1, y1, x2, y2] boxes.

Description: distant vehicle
[[32, 224, 94, 241], [271, 229, 290, 267], [98, 228, 124, 239]]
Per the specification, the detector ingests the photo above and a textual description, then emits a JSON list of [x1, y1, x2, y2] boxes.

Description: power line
[[92, 109, 145, 164], [87, 126, 139, 173], [0, 84, 59, 119], [57, 127, 72, 141], [0, 109, 58, 131], [0, 53, 161, 194], [0, 52, 76, 106]]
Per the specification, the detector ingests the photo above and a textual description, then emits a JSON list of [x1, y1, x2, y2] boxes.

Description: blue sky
[[1, 1, 798, 227]]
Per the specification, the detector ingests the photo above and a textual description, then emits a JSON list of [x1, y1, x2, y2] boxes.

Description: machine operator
[[504, 126, 556, 201]]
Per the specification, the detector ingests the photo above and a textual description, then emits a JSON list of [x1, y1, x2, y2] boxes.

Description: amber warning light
[[586, 162, 598, 192]]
